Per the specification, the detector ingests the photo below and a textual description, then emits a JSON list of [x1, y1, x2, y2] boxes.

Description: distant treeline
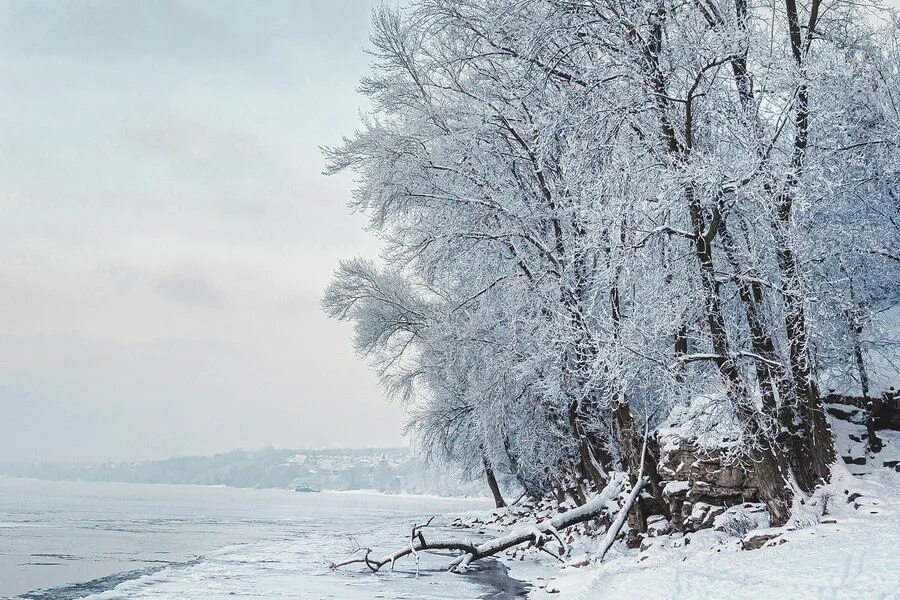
[[0, 448, 485, 497]]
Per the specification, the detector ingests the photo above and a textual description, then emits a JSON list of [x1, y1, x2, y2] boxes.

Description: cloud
[[121, 108, 275, 177], [154, 271, 227, 309], [0, 223, 396, 462], [0, 0, 394, 463]]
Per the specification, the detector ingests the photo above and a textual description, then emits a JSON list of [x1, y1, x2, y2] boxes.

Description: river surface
[[0, 478, 526, 599]]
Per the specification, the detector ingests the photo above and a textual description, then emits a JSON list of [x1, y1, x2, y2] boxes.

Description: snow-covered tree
[[324, 0, 900, 525]]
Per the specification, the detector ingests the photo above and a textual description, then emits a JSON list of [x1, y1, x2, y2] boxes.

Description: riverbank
[[493, 468, 900, 599], [11, 470, 897, 599]]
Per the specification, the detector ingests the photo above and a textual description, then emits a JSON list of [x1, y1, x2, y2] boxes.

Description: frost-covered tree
[[324, 0, 900, 525]]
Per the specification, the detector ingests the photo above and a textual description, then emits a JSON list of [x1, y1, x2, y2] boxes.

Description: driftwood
[[330, 474, 627, 573], [599, 422, 650, 562]]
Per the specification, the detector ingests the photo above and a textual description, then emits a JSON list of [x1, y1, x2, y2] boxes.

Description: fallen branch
[[597, 474, 648, 562], [598, 416, 651, 563], [330, 473, 626, 573]]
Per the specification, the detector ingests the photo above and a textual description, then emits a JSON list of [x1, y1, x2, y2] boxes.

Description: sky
[[0, 0, 407, 462]]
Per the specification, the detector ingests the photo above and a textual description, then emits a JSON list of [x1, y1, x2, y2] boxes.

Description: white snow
[[513, 469, 900, 599], [7, 467, 900, 599], [657, 394, 742, 452], [662, 480, 690, 496]]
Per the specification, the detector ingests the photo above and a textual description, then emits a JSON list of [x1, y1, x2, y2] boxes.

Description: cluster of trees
[[1, 448, 483, 496], [323, 0, 900, 525]]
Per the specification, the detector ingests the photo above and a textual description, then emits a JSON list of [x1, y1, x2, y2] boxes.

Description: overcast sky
[[0, 0, 408, 462]]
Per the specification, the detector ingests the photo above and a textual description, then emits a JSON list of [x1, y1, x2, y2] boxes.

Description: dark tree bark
[[567, 400, 609, 492], [482, 453, 507, 508], [844, 280, 880, 454], [503, 434, 542, 498], [611, 402, 668, 528], [719, 217, 785, 416], [630, 4, 798, 522], [609, 250, 669, 526], [766, 0, 835, 491], [866, 396, 884, 455], [684, 186, 793, 524]]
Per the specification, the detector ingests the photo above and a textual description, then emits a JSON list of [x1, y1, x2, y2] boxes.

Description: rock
[[626, 527, 642, 549], [657, 435, 761, 532], [825, 391, 900, 429], [826, 404, 864, 422], [663, 480, 692, 496], [680, 501, 694, 529], [713, 503, 770, 537], [566, 558, 590, 568], [713, 466, 747, 488], [741, 532, 782, 551], [646, 515, 671, 537], [686, 502, 725, 530]]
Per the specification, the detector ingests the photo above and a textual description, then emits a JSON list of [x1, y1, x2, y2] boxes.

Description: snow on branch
[[330, 474, 627, 574]]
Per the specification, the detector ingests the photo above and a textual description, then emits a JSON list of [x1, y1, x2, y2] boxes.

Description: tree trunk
[[866, 396, 884, 455], [771, 224, 836, 489], [503, 434, 541, 498], [718, 216, 787, 416], [611, 402, 669, 528], [844, 278, 872, 400], [685, 186, 795, 523], [481, 452, 506, 508], [568, 401, 609, 491], [748, 436, 793, 525], [844, 283, 880, 454], [770, 0, 834, 490], [639, 5, 799, 521], [609, 264, 668, 525]]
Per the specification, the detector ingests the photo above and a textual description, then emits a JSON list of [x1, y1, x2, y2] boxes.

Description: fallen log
[[330, 473, 627, 573], [598, 474, 647, 562], [599, 422, 650, 562]]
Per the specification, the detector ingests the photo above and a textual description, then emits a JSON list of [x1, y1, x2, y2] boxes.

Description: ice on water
[[0, 478, 502, 600]]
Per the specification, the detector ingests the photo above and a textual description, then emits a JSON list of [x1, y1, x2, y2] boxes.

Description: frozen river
[[0, 478, 525, 599]]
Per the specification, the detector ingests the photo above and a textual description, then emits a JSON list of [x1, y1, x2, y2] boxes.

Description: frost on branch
[[331, 475, 628, 573], [324, 0, 900, 530]]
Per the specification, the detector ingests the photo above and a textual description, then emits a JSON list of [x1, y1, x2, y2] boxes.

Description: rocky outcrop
[[824, 390, 899, 431], [653, 388, 900, 534], [825, 389, 900, 465], [656, 436, 761, 532]]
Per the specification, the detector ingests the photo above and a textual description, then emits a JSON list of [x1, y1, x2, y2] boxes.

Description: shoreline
[[1, 477, 497, 599], [0, 475, 487, 502]]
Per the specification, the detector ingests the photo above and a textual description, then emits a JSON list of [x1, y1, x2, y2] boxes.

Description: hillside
[[0, 447, 485, 497]]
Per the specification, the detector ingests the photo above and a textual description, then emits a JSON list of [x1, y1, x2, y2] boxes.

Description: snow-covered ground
[[505, 467, 900, 599]]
